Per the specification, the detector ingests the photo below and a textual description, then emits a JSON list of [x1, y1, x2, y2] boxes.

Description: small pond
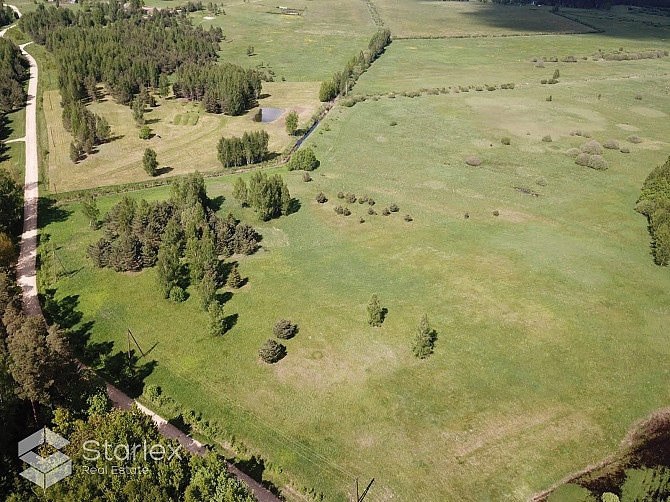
[[252, 107, 284, 123]]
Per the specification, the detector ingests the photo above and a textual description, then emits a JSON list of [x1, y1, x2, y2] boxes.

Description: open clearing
[[35, 2, 670, 501]]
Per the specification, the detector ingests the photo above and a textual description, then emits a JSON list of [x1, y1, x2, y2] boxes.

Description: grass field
[[370, 1, 592, 38], [45, 81, 321, 193], [41, 72, 670, 500], [34, 2, 670, 501]]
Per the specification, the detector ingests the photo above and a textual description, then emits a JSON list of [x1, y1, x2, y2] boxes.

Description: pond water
[[252, 107, 284, 123]]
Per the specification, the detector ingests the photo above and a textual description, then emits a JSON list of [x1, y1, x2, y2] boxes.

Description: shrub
[[316, 192, 327, 203], [628, 135, 643, 144], [302, 172, 312, 182], [465, 156, 482, 166], [411, 315, 436, 359], [635, 94, 642, 100], [366, 294, 384, 327], [588, 155, 608, 170], [345, 192, 356, 204], [139, 125, 152, 139], [542, 135, 552, 142], [273, 319, 296, 339], [389, 120, 397, 126], [546, 95, 553, 102], [334, 205, 344, 214], [536, 60, 545, 68], [583, 131, 592, 138], [603, 139, 620, 149], [368, 198, 375, 206], [359, 217, 365, 223], [540, 79, 548, 84], [289, 147, 319, 171], [389, 203, 399, 212], [382, 207, 390, 216], [342, 207, 351, 216], [548, 79, 559, 85], [620, 147, 630, 153], [575, 153, 591, 166], [493, 210, 500, 216], [259, 339, 285, 363], [368, 207, 376, 215], [566, 148, 580, 158], [581, 140, 604, 155], [169, 286, 186, 302], [501, 137, 511, 145], [536, 176, 548, 186], [319, 80, 337, 102], [337, 191, 344, 199], [464, 212, 470, 219]]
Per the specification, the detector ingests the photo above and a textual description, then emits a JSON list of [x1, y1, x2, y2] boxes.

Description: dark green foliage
[[139, 125, 152, 139], [199, 267, 218, 310], [81, 194, 100, 229], [0, 1, 17, 27], [367, 294, 384, 327], [637, 156, 670, 265], [288, 147, 319, 171], [259, 338, 285, 363], [620, 467, 670, 501], [232, 177, 249, 205], [70, 141, 82, 163], [246, 172, 291, 220], [0, 169, 23, 239], [501, 137, 511, 145], [0, 38, 29, 113], [411, 314, 437, 359], [157, 243, 181, 298], [319, 80, 337, 102], [208, 301, 226, 337], [273, 318, 296, 339], [143, 148, 158, 176], [169, 285, 186, 302], [217, 130, 269, 167], [343, 207, 351, 216], [285, 110, 298, 135], [316, 192, 327, 203]]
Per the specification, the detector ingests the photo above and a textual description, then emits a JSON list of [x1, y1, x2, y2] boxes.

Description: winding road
[[2, 8, 280, 501]]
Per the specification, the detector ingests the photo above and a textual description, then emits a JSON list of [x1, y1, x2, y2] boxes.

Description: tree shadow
[[144, 117, 160, 125], [168, 414, 192, 434], [38, 198, 72, 227], [209, 195, 226, 212], [381, 308, 388, 324], [215, 291, 233, 304], [286, 198, 301, 215], [100, 349, 157, 398], [40, 290, 83, 329], [231, 455, 283, 497], [224, 313, 238, 332], [156, 166, 173, 176]]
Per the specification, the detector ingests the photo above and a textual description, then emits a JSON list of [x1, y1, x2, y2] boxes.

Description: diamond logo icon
[[18, 427, 72, 489]]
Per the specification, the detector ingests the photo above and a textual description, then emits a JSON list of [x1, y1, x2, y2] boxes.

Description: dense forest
[[19, 4, 262, 155], [636, 155, 670, 266], [0, 38, 28, 114], [0, 0, 16, 27]]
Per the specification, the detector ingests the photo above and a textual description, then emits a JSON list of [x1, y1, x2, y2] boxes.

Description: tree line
[[217, 130, 269, 168], [319, 28, 391, 102], [0, 0, 16, 27], [0, 38, 29, 114], [233, 172, 291, 221], [636, 155, 670, 266]]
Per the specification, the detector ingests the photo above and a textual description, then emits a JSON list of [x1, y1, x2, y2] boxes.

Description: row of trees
[[319, 28, 391, 102], [636, 155, 670, 266], [232, 172, 291, 221], [217, 130, 269, 168], [0, 169, 23, 268], [0, 0, 16, 27], [64, 101, 111, 162], [0, 38, 29, 113]]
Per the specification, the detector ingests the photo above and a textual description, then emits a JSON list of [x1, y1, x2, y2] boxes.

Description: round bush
[[316, 192, 327, 203], [465, 156, 482, 166], [342, 207, 351, 216], [345, 192, 356, 204], [581, 140, 603, 155], [389, 203, 399, 212], [334, 205, 344, 214], [566, 148, 580, 158], [403, 214, 413, 222], [628, 135, 643, 144], [582, 131, 592, 138], [493, 210, 500, 216], [302, 172, 312, 182], [536, 176, 548, 186], [169, 286, 186, 302], [359, 217, 365, 223], [620, 147, 630, 154], [389, 120, 397, 126], [368, 198, 375, 206], [337, 191, 345, 199], [289, 147, 319, 171], [542, 135, 552, 142], [464, 212, 470, 219], [603, 139, 619, 149], [382, 207, 390, 216], [501, 137, 511, 145], [588, 155, 608, 170], [259, 339, 285, 363], [575, 153, 591, 166], [273, 319, 296, 339], [368, 207, 376, 215]]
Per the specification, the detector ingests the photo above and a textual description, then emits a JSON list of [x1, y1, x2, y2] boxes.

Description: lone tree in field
[[273, 319, 296, 339], [411, 314, 437, 359], [288, 147, 319, 171], [81, 194, 100, 229], [285, 111, 298, 135], [259, 339, 285, 363], [208, 301, 226, 337], [367, 294, 384, 327], [143, 148, 158, 176], [227, 264, 242, 289]]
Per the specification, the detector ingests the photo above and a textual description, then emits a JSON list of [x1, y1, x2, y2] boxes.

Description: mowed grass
[[371, 1, 591, 38], [45, 81, 321, 192], [179, 0, 375, 82], [0, 106, 26, 182], [41, 71, 670, 501]]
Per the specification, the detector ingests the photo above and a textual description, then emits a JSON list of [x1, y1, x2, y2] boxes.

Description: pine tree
[[156, 243, 180, 299], [81, 194, 100, 229], [366, 294, 383, 327], [208, 301, 226, 337], [411, 314, 436, 359], [258, 339, 285, 363], [285, 111, 298, 135], [199, 267, 218, 310], [227, 264, 242, 288], [143, 148, 158, 176], [232, 178, 248, 206]]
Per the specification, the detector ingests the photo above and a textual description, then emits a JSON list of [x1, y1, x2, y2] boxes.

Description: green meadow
[[34, 2, 670, 501]]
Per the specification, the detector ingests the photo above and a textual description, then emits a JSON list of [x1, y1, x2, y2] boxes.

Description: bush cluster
[[581, 140, 604, 155], [628, 135, 643, 144], [603, 139, 620, 150]]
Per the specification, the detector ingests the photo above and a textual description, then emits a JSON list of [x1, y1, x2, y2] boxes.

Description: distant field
[[45, 81, 321, 193], [371, 1, 592, 38], [42, 72, 670, 501]]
